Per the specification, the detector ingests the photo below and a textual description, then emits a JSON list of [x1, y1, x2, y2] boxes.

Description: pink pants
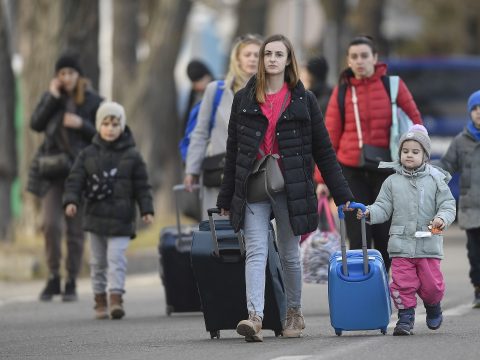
[[390, 257, 445, 309]]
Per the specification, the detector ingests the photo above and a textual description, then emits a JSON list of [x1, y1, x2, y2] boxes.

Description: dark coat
[[216, 77, 354, 235], [63, 127, 154, 238], [27, 90, 103, 197]]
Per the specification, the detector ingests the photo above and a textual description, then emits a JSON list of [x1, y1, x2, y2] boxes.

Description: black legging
[[466, 227, 480, 286], [341, 165, 392, 272]]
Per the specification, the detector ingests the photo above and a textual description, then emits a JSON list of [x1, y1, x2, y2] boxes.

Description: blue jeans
[[89, 233, 130, 295], [243, 193, 301, 319]]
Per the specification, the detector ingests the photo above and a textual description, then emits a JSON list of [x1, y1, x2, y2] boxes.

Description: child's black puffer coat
[[63, 127, 154, 238]]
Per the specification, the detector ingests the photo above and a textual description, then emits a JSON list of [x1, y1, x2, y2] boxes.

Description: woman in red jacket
[[315, 36, 422, 271]]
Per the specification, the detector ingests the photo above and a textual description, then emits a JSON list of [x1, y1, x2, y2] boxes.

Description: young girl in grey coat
[[357, 124, 456, 336]]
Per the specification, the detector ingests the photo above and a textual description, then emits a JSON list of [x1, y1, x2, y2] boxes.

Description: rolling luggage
[[328, 202, 392, 336], [158, 184, 201, 315], [191, 208, 286, 339]]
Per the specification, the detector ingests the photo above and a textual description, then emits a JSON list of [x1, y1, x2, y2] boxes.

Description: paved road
[[1, 225, 479, 360]]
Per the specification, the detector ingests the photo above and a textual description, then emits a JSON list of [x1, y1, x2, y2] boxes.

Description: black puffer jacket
[[27, 90, 103, 197], [216, 77, 354, 235], [63, 127, 154, 238]]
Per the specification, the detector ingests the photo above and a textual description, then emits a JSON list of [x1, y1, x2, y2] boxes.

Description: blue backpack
[[179, 80, 225, 161]]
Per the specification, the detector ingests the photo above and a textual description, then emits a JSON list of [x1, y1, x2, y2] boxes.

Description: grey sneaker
[[283, 307, 305, 338], [236, 313, 263, 342]]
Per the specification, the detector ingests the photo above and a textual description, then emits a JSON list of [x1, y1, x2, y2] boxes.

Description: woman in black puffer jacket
[[217, 34, 354, 342], [27, 53, 103, 302]]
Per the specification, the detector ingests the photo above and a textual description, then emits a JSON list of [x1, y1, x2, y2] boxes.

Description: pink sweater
[[258, 82, 291, 158]]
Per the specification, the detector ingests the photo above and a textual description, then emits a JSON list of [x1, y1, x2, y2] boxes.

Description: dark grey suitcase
[[191, 208, 286, 339], [158, 185, 201, 315]]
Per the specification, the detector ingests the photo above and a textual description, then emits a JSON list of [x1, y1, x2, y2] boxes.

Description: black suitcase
[[158, 185, 202, 315], [191, 208, 286, 339]]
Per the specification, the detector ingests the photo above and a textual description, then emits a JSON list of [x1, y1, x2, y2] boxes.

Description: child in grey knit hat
[[357, 124, 456, 336], [63, 101, 154, 320]]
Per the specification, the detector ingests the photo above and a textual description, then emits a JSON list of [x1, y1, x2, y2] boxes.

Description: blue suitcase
[[191, 208, 286, 339], [328, 202, 392, 336]]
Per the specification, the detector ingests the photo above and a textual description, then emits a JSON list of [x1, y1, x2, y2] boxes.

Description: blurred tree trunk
[[235, 0, 268, 37], [321, 0, 348, 75], [0, 3, 16, 242], [112, 0, 139, 103], [58, 0, 100, 89], [350, 0, 388, 55], [17, 0, 100, 235], [114, 0, 192, 210]]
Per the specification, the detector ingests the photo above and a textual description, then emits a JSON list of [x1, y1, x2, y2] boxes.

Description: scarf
[[467, 121, 480, 141]]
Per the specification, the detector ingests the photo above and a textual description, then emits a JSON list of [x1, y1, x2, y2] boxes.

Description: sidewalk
[[0, 271, 160, 307]]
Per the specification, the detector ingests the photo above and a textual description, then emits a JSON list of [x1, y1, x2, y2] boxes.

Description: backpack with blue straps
[[179, 80, 225, 162]]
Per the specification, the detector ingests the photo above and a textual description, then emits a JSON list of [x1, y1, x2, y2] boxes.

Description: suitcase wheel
[[210, 330, 220, 339], [274, 330, 282, 337], [381, 328, 387, 335], [335, 329, 342, 336], [166, 305, 174, 316]]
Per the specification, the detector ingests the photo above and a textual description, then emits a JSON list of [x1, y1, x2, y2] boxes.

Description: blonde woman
[[184, 34, 263, 219]]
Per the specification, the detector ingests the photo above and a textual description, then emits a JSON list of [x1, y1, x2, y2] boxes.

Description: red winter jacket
[[315, 63, 422, 183]]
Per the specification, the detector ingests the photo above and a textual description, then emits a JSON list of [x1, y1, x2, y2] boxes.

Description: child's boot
[[94, 293, 109, 319], [236, 313, 263, 342], [109, 293, 125, 319], [473, 285, 480, 309], [393, 308, 415, 336], [425, 302, 443, 330]]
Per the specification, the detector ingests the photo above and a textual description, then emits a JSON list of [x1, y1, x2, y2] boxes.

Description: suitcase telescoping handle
[[337, 202, 368, 276], [207, 208, 245, 258], [173, 184, 200, 242]]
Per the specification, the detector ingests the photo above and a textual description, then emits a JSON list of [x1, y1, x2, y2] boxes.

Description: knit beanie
[[186, 60, 212, 82], [55, 53, 83, 75], [467, 90, 480, 113], [96, 101, 126, 132], [398, 124, 431, 159], [306, 56, 328, 83]]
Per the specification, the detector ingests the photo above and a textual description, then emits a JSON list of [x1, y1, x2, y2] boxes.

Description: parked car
[[384, 57, 480, 201]]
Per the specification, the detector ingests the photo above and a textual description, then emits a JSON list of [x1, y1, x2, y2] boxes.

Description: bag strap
[[318, 196, 336, 232], [389, 76, 399, 128], [351, 86, 363, 149], [208, 80, 225, 132], [339, 76, 390, 132]]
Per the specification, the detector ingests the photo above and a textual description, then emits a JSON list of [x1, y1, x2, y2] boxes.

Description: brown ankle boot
[[109, 293, 125, 319], [94, 293, 109, 319]]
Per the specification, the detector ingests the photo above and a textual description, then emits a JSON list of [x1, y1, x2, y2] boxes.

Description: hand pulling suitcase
[[158, 184, 202, 315], [328, 202, 392, 336], [191, 208, 286, 339]]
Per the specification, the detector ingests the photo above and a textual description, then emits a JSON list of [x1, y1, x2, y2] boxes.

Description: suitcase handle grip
[[337, 202, 369, 276], [207, 208, 222, 216], [207, 208, 245, 258], [173, 184, 200, 245], [337, 201, 366, 219]]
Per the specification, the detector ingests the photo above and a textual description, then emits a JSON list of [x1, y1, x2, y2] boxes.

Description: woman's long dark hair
[[339, 35, 377, 85]]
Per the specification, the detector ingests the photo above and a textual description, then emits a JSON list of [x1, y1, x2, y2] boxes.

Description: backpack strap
[[209, 80, 225, 132], [337, 76, 391, 131]]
